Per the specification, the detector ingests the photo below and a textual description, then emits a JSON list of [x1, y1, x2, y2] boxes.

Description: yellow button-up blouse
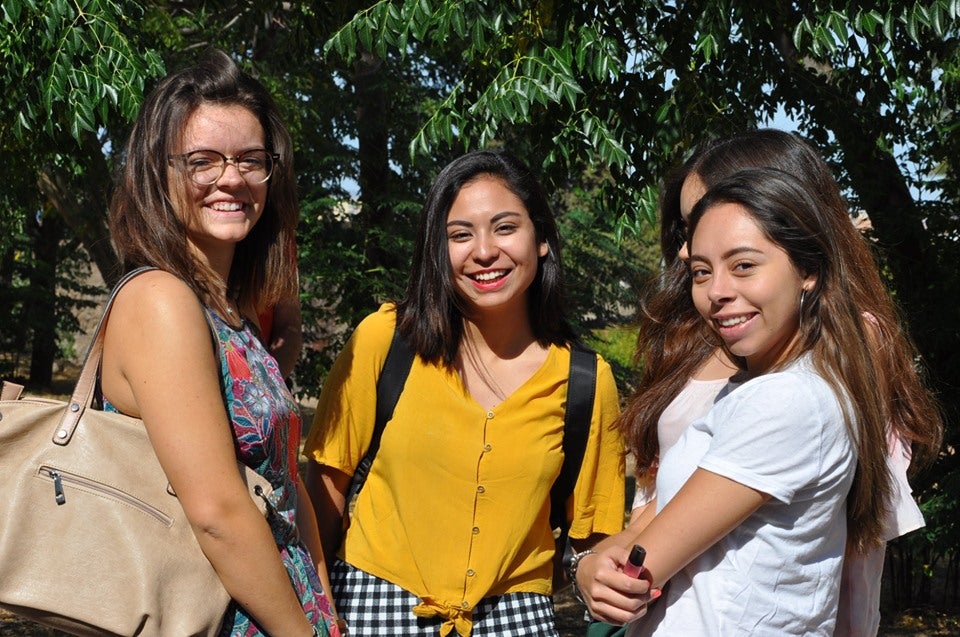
[[304, 305, 624, 635]]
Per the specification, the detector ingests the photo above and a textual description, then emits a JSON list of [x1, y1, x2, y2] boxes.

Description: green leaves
[[793, 1, 958, 53], [693, 33, 718, 62], [1, 0, 164, 144], [792, 10, 849, 57], [326, 1, 632, 175], [326, 0, 447, 62], [614, 184, 659, 244]]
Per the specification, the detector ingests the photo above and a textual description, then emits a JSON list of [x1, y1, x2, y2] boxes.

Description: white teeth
[[718, 315, 749, 327], [474, 270, 506, 282], [210, 202, 243, 211]]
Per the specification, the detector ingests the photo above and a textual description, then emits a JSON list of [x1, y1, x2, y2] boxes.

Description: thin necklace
[[459, 342, 508, 403], [221, 298, 242, 328]]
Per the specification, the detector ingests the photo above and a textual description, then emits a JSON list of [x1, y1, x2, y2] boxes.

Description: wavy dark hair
[[109, 49, 298, 315], [395, 150, 576, 362], [620, 131, 829, 481], [620, 130, 941, 548], [690, 167, 899, 548]]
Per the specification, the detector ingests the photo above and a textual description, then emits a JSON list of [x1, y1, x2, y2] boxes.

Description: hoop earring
[[799, 289, 807, 330]]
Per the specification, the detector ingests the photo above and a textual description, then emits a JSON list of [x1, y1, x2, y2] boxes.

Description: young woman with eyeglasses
[[101, 50, 338, 636]]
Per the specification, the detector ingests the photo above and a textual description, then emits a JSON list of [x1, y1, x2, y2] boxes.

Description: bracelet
[[567, 548, 597, 606]]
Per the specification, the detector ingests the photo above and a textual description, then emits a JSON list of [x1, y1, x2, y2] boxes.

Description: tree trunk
[[26, 209, 63, 389], [774, 34, 929, 306], [36, 133, 120, 289], [351, 50, 394, 305], [821, 107, 931, 316]]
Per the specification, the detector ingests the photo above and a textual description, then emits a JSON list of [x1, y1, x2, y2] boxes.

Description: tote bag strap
[[53, 267, 156, 446]]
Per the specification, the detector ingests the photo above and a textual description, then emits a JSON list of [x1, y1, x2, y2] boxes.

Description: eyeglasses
[[168, 149, 279, 185]]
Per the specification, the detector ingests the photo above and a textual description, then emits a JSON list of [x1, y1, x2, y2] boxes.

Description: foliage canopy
[[2, 4, 959, 603]]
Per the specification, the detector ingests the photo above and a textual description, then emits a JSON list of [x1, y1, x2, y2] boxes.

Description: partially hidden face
[[446, 175, 548, 316], [677, 172, 708, 262], [172, 103, 269, 256], [688, 202, 815, 375]]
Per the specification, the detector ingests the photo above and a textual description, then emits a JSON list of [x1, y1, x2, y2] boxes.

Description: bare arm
[[635, 468, 768, 588], [268, 296, 303, 380], [296, 478, 342, 626], [577, 471, 769, 624], [628, 500, 655, 527], [101, 272, 313, 637], [297, 478, 324, 564], [305, 461, 351, 568]]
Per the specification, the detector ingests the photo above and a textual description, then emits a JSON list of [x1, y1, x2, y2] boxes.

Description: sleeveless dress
[[106, 310, 337, 637]]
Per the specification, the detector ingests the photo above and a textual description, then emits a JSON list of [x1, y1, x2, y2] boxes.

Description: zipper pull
[[51, 470, 66, 505]]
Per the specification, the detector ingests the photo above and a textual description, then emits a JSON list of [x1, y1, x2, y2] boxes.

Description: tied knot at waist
[[412, 598, 474, 637]]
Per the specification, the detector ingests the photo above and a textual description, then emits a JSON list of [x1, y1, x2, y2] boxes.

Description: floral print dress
[[210, 311, 338, 637]]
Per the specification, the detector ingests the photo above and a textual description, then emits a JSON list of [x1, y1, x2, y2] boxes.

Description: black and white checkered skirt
[[330, 559, 559, 636]]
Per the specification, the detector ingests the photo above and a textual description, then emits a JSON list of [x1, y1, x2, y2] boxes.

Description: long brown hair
[[618, 150, 715, 484], [109, 49, 298, 314], [688, 167, 939, 548], [620, 130, 942, 548]]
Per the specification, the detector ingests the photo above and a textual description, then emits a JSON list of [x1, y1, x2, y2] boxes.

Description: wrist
[[567, 548, 597, 606]]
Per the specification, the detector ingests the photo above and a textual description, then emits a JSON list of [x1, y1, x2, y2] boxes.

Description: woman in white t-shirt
[[580, 130, 941, 637], [574, 157, 942, 635]]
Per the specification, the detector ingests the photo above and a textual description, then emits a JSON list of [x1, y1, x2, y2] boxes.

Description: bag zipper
[[38, 466, 173, 526]]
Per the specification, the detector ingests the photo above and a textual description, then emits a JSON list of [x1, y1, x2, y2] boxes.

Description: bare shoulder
[[110, 270, 205, 331], [101, 271, 215, 415], [104, 270, 212, 364], [112, 269, 197, 310]]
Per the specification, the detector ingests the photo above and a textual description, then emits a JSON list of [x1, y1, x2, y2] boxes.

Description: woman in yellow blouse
[[304, 150, 625, 636]]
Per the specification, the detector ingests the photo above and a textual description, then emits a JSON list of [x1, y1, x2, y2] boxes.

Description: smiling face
[[446, 174, 549, 319], [172, 103, 268, 261], [689, 202, 816, 375]]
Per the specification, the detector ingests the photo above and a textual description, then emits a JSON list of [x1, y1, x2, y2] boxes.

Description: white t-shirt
[[633, 375, 924, 540], [834, 429, 924, 637], [629, 361, 924, 636], [629, 355, 856, 636], [632, 377, 729, 509]]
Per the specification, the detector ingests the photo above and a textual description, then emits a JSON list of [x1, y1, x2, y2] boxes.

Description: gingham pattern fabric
[[331, 559, 559, 636]]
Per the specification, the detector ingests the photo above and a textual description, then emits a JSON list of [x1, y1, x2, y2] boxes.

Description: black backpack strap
[[346, 331, 597, 536], [345, 325, 415, 504], [549, 343, 598, 533]]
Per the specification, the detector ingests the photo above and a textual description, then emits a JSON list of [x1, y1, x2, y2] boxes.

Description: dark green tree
[[325, 0, 960, 607], [4, 7, 959, 606]]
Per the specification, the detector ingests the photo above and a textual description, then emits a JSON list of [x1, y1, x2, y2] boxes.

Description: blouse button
[[486, 411, 494, 419], [472, 526, 480, 534], [461, 601, 469, 609], [477, 485, 485, 494], [483, 444, 492, 452], [466, 568, 476, 577]]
